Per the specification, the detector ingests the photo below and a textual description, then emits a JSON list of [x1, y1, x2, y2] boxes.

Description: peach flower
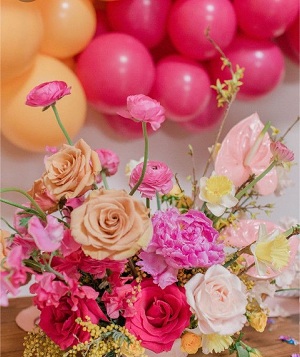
[[43, 139, 101, 200], [70, 189, 152, 260], [28, 178, 58, 213], [181, 332, 202, 354], [0, 230, 9, 263]]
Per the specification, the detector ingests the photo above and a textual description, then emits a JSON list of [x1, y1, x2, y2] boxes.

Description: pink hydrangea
[[118, 94, 166, 131], [95, 148, 120, 177], [129, 160, 173, 199], [138, 208, 225, 288], [25, 81, 71, 107]]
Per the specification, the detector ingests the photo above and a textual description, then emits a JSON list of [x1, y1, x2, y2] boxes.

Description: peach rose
[[28, 178, 58, 213], [43, 139, 101, 200], [70, 189, 152, 260]]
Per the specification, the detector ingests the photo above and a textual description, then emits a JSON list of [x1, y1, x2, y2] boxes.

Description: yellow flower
[[201, 334, 233, 354], [120, 341, 145, 357], [180, 332, 202, 354], [248, 311, 268, 332], [199, 173, 238, 216], [250, 224, 290, 276], [249, 348, 263, 357]]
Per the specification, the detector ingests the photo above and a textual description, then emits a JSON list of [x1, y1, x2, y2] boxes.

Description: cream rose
[[70, 189, 152, 260], [185, 265, 248, 335], [43, 139, 101, 200]]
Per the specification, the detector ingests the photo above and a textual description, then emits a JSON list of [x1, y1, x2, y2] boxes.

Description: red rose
[[125, 279, 191, 353], [39, 293, 106, 350]]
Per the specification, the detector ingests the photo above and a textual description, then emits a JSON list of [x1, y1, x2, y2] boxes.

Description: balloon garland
[[1, 0, 299, 151]]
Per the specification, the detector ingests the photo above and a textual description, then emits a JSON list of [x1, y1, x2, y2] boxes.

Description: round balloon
[[106, 0, 172, 48], [35, 0, 96, 59], [167, 0, 237, 60], [179, 89, 225, 132], [233, 0, 299, 39], [150, 55, 211, 122], [76, 33, 155, 114], [208, 35, 285, 99], [284, 16, 300, 63], [1, 0, 43, 83], [1, 55, 87, 152]]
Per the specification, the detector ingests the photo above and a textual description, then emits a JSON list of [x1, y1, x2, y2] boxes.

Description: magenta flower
[[271, 141, 294, 163], [28, 215, 64, 252], [138, 208, 225, 288], [25, 81, 71, 107], [118, 94, 166, 131], [129, 160, 173, 199], [95, 148, 120, 176]]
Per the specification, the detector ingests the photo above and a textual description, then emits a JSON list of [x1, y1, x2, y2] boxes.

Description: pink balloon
[[233, 0, 299, 39], [179, 89, 225, 132], [75, 33, 155, 114], [104, 114, 155, 139], [208, 35, 285, 99], [284, 16, 300, 63], [150, 55, 211, 122], [106, 0, 172, 48], [167, 0, 237, 60]]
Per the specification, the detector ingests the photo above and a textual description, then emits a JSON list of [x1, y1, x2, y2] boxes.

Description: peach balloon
[[1, 0, 44, 83], [1, 55, 87, 152], [35, 0, 96, 59]]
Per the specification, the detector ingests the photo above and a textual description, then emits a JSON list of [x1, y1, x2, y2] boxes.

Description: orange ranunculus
[[43, 139, 101, 200], [181, 332, 202, 354], [70, 189, 152, 260]]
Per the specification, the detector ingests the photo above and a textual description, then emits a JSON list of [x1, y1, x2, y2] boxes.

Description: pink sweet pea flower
[[28, 215, 64, 252], [25, 81, 71, 107], [270, 141, 294, 163], [95, 148, 120, 176], [129, 160, 173, 199], [118, 94, 166, 131]]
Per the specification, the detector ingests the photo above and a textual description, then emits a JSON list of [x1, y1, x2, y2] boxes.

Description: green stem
[[235, 161, 276, 200], [146, 197, 150, 210], [0, 188, 46, 219], [101, 171, 109, 190], [51, 104, 73, 145], [156, 192, 161, 210], [129, 122, 149, 196]]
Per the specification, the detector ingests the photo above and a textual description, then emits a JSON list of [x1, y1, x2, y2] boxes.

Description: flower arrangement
[[0, 59, 299, 357]]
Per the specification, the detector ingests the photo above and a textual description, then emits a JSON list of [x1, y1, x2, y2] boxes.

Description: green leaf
[[236, 345, 249, 357]]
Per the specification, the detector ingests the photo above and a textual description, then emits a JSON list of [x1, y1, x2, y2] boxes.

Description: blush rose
[[70, 189, 152, 260], [185, 264, 248, 335], [43, 139, 101, 200], [125, 279, 191, 353]]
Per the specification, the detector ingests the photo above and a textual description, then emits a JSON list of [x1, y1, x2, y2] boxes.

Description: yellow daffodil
[[250, 224, 290, 276], [199, 173, 238, 216]]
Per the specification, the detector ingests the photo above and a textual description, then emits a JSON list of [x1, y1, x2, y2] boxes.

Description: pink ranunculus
[[95, 148, 120, 177], [118, 94, 166, 131], [28, 215, 64, 252], [138, 208, 224, 288], [129, 160, 173, 199], [39, 287, 107, 350], [185, 264, 248, 335], [25, 81, 71, 107], [270, 141, 294, 163], [125, 279, 191, 353]]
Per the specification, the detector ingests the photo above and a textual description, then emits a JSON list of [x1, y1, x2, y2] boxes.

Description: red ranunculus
[[39, 293, 106, 350], [125, 278, 191, 353]]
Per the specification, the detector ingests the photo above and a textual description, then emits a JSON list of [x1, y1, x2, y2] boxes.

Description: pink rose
[[185, 265, 248, 335], [125, 279, 191, 353], [39, 287, 107, 350], [25, 81, 71, 107], [95, 148, 120, 176], [118, 94, 166, 130], [130, 160, 173, 199]]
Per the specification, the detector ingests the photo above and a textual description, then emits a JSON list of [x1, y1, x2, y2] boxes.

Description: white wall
[[1, 57, 299, 297]]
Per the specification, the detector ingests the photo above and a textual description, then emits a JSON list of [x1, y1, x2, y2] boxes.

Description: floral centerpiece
[[0, 55, 299, 357]]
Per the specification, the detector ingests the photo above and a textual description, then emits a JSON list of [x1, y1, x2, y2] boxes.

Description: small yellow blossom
[[199, 173, 238, 216], [250, 224, 290, 276], [248, 311, 268, 332], [180, 332, 202, 354], [120, 341, 146, 357], [201, 334, 233, 354], [249, 347, 263, 357]]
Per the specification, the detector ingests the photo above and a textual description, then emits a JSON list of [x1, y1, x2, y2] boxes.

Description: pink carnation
[[129, 160, 173, 199], [138, 208, 224, 288], [95, 148, 120, 176], [118, 94, 165, 131], [25, 81, 71, 107], [271, 141, 294, 163]]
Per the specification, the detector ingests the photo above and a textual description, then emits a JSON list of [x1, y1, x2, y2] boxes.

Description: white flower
[[125, 157, 144, 177], [274, 165, 294, 196], [199, 172, 238, 216]]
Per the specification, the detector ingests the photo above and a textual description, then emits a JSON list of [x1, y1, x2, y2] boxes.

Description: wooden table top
[[1, 297, 299, 357]]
